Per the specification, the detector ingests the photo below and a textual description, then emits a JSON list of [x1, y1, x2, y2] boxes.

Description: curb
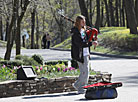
[[50, 48, 138, 59]]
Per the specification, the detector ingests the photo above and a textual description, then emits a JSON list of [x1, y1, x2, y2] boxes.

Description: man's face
[[80, 19, 86, 27]]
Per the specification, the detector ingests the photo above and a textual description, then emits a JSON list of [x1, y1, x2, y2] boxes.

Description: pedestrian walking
[[42, 34, 47, 49], [46, 34, 51, 49]]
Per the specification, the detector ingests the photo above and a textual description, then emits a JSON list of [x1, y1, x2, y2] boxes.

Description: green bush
[[0, 60, 23, 67], [100, 29, 138, 51], [45, 60, 68, 66], [32, 54, 44, 65], [15, 55, 39, 65]]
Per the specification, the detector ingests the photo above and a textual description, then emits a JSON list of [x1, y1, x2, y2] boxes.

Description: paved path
[[0, 49, 138, 102], [0, 49, 71, 61]]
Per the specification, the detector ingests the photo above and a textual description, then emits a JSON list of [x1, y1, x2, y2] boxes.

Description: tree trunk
[[122, 0, 125, 27], [109, 0, 115, 26], [4, 0, 18, 60], [135, 0, 138, 26], [16, 20, 21, 55], [95, 0, 100, 31], [31, 7, 35, 49], [5, 17, 9, 41], [0, 16, 3, 40], [100, 2, 104, 27], [115, 0, 119, 26], [104, 0, 110, 27], [119, 0, 122, 26], [89, 0, 92, 26], [78, 0, 91, 26], [16, 0, 30, 55], [36, 11, 39, 49], [125, 0, 138, 34]]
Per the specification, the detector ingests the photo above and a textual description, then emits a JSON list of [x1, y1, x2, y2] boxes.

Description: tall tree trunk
[[135, 0, 138, 26], [16, 20, 21, 55], [115, 0, 119, 26], [119, 0, 122, 26], [89, 0, 92, 26], [0, 16, 3, 40], [5, 17, 9, 41], [104, 0, 110, 27], [122, 0, 125, 27], [36, 11, 39, 49], [16, 0, 30, 55], [78, 0, 91, 26], [109, 0, 115, 26], [95, 0, 100, 31], [100, 2, 104, 27], [4, 0, 18, 60], [31, 7, 36, 49], [125, 0, 138, 34]]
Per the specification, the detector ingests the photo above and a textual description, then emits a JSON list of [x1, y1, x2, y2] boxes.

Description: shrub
[[0, 60, 23, 67], [15, 55, 39, 65], [100, 29, 138, 51], [32, 54, 44, 65], [45, 60, 68, 66]]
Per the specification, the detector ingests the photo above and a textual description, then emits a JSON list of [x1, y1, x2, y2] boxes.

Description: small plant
[[15, 55, 39, 65], [32, 54, 44, 65], [0, 60, 23, 67]]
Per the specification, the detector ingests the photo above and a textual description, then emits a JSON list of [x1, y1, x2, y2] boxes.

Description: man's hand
[[92, 41, 98, 50]]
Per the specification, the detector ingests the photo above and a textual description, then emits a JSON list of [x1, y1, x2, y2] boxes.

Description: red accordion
[[86, 28, 98, 42]]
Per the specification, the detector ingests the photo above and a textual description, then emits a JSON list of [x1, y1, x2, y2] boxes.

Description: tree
[[0, 16, 2, 40], [0, 0, 3, 40], [4, 0, 18, 60], [135, 0, 138, 26], [109, 0, 115, 26], [122, 0, 126, 27], [95, 0, 100, 31], [31, 5, 36, 49], [4, 0, 30, 60], [118, 0, 122, 26], [78, 0, 91, 26], [104, 0, 111, 27], [15, 0, 30, 55], [125, 0, 138, 34], [36, 10, 40, 49], [115, 0, 119, 26]]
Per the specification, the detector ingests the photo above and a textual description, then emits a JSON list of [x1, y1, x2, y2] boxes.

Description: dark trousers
[[43, 41, 47, 49], [47, 41, 50, 49]]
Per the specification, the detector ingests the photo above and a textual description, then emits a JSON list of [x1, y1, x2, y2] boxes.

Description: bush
[[100, 29, 138, 51], [0, 60, 23, 67], [32, 54, 44, 65], [45, 60, 68, 66], [15, 55, 39, 65]]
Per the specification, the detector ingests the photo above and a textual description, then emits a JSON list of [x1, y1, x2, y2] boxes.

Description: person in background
[[46, 34, 51, 49], [42, 34, 47, 49], [71, 15, 98, 94]]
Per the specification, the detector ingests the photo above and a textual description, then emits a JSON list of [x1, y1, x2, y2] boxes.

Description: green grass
[[53, 27, 138, 56], [54, 37, 71, 49]]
